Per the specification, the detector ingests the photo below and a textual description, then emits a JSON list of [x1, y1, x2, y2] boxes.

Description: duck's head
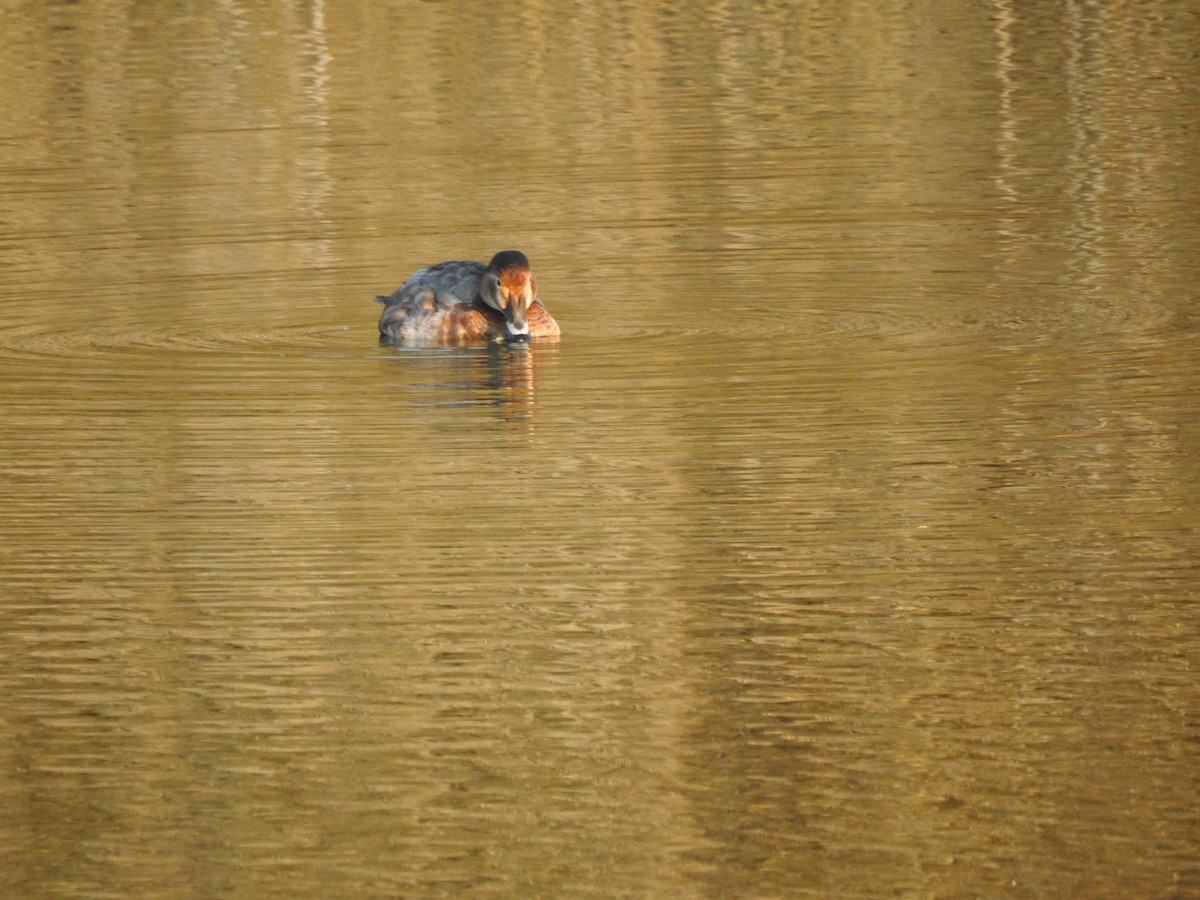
[[481, 250, 537, 342]]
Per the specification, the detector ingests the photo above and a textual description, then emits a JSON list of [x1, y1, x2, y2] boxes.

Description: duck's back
[[383, 260, 486, 310]]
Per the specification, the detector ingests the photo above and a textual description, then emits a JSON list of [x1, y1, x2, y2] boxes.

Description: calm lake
[[1, 1, 1198, 896]]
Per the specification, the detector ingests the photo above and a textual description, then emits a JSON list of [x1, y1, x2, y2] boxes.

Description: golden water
[[1, 1, 1197, 896]]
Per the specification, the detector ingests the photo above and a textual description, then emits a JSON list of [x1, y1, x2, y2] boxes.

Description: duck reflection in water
[[377, 250, 560, 346], [389, 343, 546, 417]]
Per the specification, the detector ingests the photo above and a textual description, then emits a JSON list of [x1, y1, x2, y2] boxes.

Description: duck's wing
[[378, 260, 486, 310]]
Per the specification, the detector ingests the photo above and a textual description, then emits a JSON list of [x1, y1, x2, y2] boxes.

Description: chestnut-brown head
[[480, 250, 537, 341]]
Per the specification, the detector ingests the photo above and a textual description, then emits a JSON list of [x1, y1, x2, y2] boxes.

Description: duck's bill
[[505, 303, 531, 341]]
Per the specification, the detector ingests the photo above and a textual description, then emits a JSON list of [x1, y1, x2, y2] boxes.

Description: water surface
[[1, 1, 1198, 897]]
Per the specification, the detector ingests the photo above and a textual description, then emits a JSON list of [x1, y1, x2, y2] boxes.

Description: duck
[[377, 250, 560, 345]]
